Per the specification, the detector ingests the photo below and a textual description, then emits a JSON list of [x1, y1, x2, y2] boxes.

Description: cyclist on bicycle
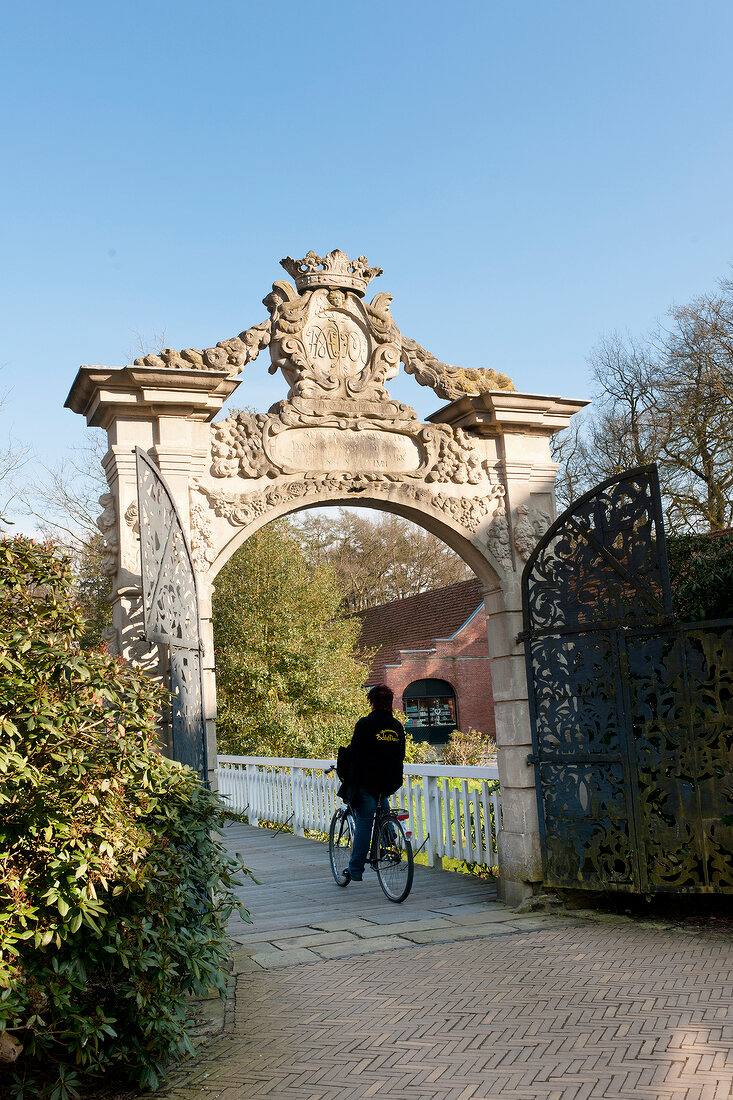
[[342, 684, 405, 882]]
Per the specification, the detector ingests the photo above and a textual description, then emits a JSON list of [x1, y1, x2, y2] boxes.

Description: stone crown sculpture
[[280, 249, 383, 297]]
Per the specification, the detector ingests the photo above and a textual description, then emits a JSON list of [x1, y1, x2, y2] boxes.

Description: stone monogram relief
[[183, 250, 520, 563], [117, 250, 577, 588], [148, 250, 527, 574]]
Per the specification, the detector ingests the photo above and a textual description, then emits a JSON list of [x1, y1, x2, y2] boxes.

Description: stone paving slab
[[402, 921, 527, 944], [431, 900, 507, 915], [237, 909, 547, 963], [440, 907, 524, 925], [307, 917, 403, 935], [248, 946, 320, 969], [311, 934, 414, 959], [307, 916, 456, 939], [361, 907, 497, 924], [269, 929, 360, 950]]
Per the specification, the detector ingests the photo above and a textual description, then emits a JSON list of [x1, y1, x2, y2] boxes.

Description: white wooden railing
[[216, 755, 502, 868]]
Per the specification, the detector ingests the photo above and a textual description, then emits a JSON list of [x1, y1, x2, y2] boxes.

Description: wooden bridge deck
[[223, 822, 533, 968]]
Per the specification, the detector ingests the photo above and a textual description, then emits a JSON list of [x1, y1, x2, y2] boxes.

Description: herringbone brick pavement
[[160, 920, 733, 1100]]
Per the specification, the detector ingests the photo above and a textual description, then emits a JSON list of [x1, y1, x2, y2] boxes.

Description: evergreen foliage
[[213, 521, 373, 759], [0, 535, 250, 1098], [442, 727, 497, 767], [667, 532, 733, 622]]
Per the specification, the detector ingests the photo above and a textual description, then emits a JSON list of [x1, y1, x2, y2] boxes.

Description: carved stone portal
[[65, 249, 588, 905]]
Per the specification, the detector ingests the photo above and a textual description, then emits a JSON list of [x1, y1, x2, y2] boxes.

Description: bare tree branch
[[0, 385, 32, 524], [124, 328, 167, 365], [553, 273, 733, 535], [19, 431, 107, 551], [292, 509, 472, 612]]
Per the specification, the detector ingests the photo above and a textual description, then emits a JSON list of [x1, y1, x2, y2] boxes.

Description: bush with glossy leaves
[[0, 535, 250, 1099]]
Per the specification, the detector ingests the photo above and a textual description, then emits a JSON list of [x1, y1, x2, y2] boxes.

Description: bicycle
[[325, 766, 414, 903]]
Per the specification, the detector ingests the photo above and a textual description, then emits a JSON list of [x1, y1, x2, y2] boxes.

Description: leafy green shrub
[[403, 731, 440, 765], [0, 535, 250, 1098], [667, 532, 733, 622], [442, 727, 496, 767]]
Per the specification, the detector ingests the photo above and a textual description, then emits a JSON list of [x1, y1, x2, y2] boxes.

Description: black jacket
[[346, 709, 405, 798]]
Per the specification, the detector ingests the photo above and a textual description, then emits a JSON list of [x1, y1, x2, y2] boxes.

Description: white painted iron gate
[[135, 447, 208, 781]]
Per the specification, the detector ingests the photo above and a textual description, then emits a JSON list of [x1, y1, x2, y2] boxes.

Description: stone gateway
[[65, 249, 587, 903]]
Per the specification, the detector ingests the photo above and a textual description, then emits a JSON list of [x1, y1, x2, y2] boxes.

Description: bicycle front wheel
[[329, 809, 354, 887], [376, 815, 414, 903]]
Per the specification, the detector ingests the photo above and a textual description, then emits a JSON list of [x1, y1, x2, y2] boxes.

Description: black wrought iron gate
[[135, 447, 208, 782], [522, 466, 733, 894]]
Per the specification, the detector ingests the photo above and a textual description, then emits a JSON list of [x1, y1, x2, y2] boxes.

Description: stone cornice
[[65, 365, 240, 428], [426, 391, 589, 437]]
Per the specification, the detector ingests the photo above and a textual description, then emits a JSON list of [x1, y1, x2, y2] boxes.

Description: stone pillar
[[483, 582, 541, 905], [65, 365, 239, 785], [431, 390, 588, 901]]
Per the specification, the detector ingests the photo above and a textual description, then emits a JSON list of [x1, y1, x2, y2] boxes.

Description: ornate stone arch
[[65, 249, 587, 903], [204, 488, 505, 588]]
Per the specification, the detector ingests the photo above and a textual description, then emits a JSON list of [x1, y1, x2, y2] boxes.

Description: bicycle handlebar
[[324, 765, 336, 775]]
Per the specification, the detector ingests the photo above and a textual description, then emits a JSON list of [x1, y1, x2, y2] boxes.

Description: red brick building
[[354, 579, 495, 746]]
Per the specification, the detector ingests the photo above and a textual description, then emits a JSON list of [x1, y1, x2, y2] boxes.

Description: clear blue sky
[[2, 1, 733, 500]]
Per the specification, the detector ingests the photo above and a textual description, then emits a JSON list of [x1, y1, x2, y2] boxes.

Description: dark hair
[[368, 684, 394, 711]]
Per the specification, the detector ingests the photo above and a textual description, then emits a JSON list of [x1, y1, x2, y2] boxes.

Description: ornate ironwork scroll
[[136, 448, 208, 782], [522, 466, 733, 894]]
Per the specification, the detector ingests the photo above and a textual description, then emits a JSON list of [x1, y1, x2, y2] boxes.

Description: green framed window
[[402, 678, 457, 745]]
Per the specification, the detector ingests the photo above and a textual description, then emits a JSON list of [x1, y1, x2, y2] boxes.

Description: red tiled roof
[[352, 578, 484, 680]]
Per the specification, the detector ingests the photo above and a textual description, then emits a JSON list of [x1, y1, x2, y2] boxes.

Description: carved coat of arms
[[266, 252, 406, 425]]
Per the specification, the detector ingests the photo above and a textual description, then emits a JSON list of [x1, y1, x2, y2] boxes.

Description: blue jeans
[[348, 789, 389, 878]]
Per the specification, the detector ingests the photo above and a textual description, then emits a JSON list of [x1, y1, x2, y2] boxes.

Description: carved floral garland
[[210, 409, 490, 486], [189, 497, 216, 572], [193, 475, 505, 536], [211, 412, 273, 478]]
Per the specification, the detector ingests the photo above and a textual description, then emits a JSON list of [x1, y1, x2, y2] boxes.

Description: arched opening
[[207, 501, 495, 763], [402, 678, 458, 746]]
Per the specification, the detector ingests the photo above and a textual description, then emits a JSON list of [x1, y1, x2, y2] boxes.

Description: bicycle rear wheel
[[375, 815, 414, 903], [329, 809, 354, 887]]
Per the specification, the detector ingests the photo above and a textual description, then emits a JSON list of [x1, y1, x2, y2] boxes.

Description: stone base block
[[498, 877, 538, 906]]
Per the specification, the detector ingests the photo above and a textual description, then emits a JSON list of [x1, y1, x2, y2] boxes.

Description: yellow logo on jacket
[[376, 730, 400, 743]]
